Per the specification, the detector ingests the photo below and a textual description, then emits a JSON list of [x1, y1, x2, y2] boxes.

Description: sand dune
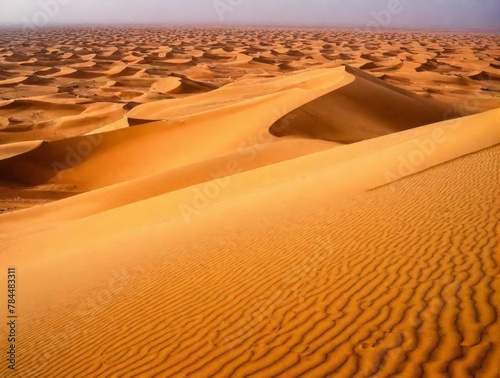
[[2, 64, 466, 190], [0, 26, 499, 377], [1, 105, 498, 236], [0, 66, 354, 189], [0, 101, 126, 144], [270, 66, 454, 143], [0, 99, 86, 122], [2, 27, 497, 106], [0, 140, 43, 160], [0, 110, 498, 376]]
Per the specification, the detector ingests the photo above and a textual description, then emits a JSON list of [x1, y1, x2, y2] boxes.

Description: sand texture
[[0, 27, 499, 377]]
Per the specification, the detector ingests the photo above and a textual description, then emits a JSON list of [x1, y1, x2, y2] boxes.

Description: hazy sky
[[0, 0, 498, 31]]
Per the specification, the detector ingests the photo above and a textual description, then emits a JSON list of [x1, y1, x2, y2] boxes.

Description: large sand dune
[[0, 27, 499, 377]]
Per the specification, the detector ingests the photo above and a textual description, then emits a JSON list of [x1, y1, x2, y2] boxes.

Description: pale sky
[[0, 0, 498, 31]]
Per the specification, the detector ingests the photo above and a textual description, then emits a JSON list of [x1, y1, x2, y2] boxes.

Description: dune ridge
[[0, 66, 354, 189], [1, 106, 498, 238]]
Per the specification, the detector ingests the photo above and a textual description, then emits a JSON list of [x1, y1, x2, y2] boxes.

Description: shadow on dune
[[0, 65, 480, 193], [270, 66, 464, 144]]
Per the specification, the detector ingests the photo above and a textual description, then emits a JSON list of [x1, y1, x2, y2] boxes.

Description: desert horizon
[[0, 3, 499, 376], [1, 23, 500, 33]]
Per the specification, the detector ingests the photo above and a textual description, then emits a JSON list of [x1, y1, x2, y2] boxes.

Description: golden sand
[[0, 27, 499, 377]]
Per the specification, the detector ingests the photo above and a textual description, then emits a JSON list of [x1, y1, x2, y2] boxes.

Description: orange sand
[[0, 27, 499, 377]]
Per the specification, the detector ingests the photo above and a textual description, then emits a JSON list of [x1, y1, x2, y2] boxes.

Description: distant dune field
[[0, 27, 499, 377]]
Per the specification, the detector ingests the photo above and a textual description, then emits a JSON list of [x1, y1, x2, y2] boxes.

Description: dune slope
[[0, 67, 354, 189], [0, 138, 498, 378], [1, 106, 498, 236], [270, 66, 455, 143]]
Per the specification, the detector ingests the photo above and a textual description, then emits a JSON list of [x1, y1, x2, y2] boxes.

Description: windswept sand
[[0, 27, 499, 377]]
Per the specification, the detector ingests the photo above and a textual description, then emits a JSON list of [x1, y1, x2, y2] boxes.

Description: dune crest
[[0, 140, 43, 160], [0, 66, 354, 190]]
